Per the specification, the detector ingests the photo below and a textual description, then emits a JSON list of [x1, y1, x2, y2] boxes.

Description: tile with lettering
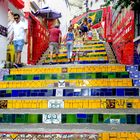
[[56, 89, 63, 96], [48, 99, 64, 108], [42, 113, 61, 124]]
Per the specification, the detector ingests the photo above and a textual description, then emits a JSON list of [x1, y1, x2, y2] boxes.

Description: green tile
[[27, 75, 34, 80], [21, 75, 27, 80], [15, 75, 22, 80], [87, 114, 93, 123], [66, 114, 77, 123], [15, 114, 25, 123], [110, 114, 120, 119], [104, 114, 110, 121], [27, 114, 39, 123], [96, 73, 102, 78], [3, 114, 15, 123], [87, 73, 96, 79], [98, 114, 104, 123], [62, 114, 66, 123], [108, 73, 116, 78], [77, 118, 87, 123], [0, 114, 3, 123], [102, 73, 108, 78], [127, 114, 136, 124], [92, 114, 99, 123], [6, 90, 12, 94], [51, 74, 58, 79], [45, 74, 51, 79], [75, 73, 85, 79], [40, 74, 46, 80], [69, 73, 75, 79], [38, 114, 42, 123]]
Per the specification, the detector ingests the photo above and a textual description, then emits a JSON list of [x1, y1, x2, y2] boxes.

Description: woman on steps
[[65, 28, 75, 63]]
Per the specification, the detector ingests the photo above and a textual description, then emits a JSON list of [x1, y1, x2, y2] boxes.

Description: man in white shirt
[[10, 13, 28, 68]]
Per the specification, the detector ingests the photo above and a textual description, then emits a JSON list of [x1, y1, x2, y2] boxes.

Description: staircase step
[[0, 79, 133, 89], [0, 87, 139, 97], [0, 113, 139, 125], [0, 124, 139, 133], [3, 72, 130, 81], [10, 65, 126, 75], [0, 98, 140, 109]]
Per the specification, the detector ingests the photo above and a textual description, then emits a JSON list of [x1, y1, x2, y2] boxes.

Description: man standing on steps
[[10, 13, 28, 68], [49, 25, 62, 64]]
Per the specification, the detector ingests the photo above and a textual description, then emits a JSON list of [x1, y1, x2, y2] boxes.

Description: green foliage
[[103, 0, 140, 11], [111, 0, 140, 10]]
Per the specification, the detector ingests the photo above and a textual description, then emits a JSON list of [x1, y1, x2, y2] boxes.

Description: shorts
[[49, 42, 59, 54], [13, 39, 24, 52]]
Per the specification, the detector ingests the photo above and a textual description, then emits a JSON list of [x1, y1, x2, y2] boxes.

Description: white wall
[[89, 0, 105, 10], [0, 0, 8, 64], [43, 0, 71, 36]]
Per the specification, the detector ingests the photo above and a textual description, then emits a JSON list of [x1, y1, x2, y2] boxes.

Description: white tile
[[48, 99, 64, 108], [43, 113, 61, 124], [56, 89, 63, 96]]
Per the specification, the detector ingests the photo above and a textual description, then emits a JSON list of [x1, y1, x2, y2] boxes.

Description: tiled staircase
[[0, 30, 140, 140]]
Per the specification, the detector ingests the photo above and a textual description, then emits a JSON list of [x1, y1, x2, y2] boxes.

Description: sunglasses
[[14, 17, 19, 20]]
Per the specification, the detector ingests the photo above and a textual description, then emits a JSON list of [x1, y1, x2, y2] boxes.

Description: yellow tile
[[64, 101, 69, 109], [83, 100, 89, 108], [7, 100, 13, 109], [101, 99, 106, 109], [120, 132, 128, 137], [109, 132, 117, 137], [102, 133, 109, 140], [17, 100, 22, 108], [110, 138, 117, 140], [135, 133, 140, 139]]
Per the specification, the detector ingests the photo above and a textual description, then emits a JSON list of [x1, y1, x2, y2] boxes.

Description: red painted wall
[[112, 7, 135, 65], [9, 0, 24, 9], [25, 12, 49, 65], [104, 6, 112, 42]]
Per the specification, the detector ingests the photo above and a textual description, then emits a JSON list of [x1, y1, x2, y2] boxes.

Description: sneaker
[[13, 63, 19, 68], [17, 64, 23, 67]]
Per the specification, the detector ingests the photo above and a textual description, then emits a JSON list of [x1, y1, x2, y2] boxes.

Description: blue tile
[[125, 88, 139, 96], [38, 92, 45, 96], [77, 114, 87, 119], [137, 115, 140, 124], [12, 90, 19, 97], [91, 89, 100, 96], [116, 89, 124, 96], [74, 92, 80, 96], [81, 89, 90, 96], [120, 118, 126, 124], [33, 76, 40, 80], [19, 92, 26, 97], [5, 93, 11, 97], [64, 89, 74, 96]]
